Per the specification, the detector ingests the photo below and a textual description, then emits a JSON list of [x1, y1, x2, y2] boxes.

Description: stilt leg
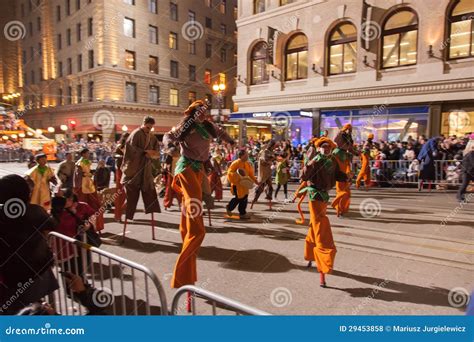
[[151, 213, 156, 240], [187, 291, 192, 313], [208, 208, 212, 227], [295, 196, 305, 224], [121, 218, 128, 244], [268, 199, 272, 210], [306, 261, 312, 268]]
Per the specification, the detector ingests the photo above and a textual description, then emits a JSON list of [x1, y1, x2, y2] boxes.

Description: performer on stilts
[[74, 148, 104, 231], [163, 100, 235, 289], [163, 145, 182, 210], [120, 116, 161, 241], [356, 133, 374, 190], [114, 132, 129, 222], [301, 137, 347, 287], [331, 124, 357, 217], [250, 140, 276, 210], [293, 138, 319, 224]]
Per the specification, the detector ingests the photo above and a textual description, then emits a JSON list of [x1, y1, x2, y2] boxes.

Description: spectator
[[94, 160, 111, 192]]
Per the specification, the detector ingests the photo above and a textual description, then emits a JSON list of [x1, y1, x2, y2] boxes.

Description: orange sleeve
[[227, 160, 240, 185]]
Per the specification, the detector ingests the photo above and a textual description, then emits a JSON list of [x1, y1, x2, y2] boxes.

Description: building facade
[[233, 0, 474, 145], [0, 0, 237, 141]]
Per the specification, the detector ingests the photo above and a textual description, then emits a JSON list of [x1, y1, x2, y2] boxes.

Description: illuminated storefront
[[320, 106, 429, 143], [229, 110, 314, 146], [440, 102, 474, 137]]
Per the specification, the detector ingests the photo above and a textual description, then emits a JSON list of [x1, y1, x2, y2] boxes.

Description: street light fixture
[[47, 127, 55, 133], [121, 125, 128, 132], [60, 124, 68, 131], [212, 82, 226, 125]]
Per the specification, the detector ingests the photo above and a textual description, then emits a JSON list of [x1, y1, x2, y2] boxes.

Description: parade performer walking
[[163, 100, 235, 288], [25, 153, 57, 211], [207, 152, 224, 201], [250, 140, 276, 209], [356, 133, 374, 190], [274, 152, 290, 201], [226, 149, 258, 219], [114, 132, 129, 222], [120, 116, 161, 239], [56, 151, 75, 190], [74, 148, 104, 231], [301, 138, 347, 287], [331, 124, 357, 217]]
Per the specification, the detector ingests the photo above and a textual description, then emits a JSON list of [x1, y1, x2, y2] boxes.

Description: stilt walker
[[114, 132, 129, 222], [293, 138, 319, 224], [120, 116, 162, 242], [74, 149, 104, 231], [331, 124, 357, 217], [163, 146, 182, 210], [163, 100, 235, 289], [301, 138, 347, 287], [250, 140, 276, 210], [356, 133, 374, 190]]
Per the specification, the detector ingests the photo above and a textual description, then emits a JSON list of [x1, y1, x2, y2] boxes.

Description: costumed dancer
[[274, 152, 290, 201], [356, 133, 374, 190], [55, 151, 75, 190], [250, 140, 276, 209], [417, 137, 440, 192], [207, 152, 224, 201], [163, 145, 182, 210], [301, 138, 347, 287], [25, 153, 57, 211], [163, 100, 235, 289], [120, 116, 161, 240], [331, 124, 357, 217], [114, 132, 129, 222], [226, 149, 258, 219], [74, 148, 104, 231]]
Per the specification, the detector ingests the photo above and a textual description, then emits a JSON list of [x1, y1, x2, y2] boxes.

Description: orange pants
[[114, 168, 126, 221], [304, 200, 336, 274], [171, 166, 206, 288], [163, 174, 181, 208], [331, 181, 351, 215], [208, 172, 223, 201], [356, 154, 371, 188]]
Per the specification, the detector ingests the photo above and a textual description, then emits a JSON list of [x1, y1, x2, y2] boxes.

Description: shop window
[[441, 109, 474, 136]]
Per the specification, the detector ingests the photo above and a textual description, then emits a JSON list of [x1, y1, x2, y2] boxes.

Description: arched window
[[447, 0, 474, 59], [250, 42, 269, 85], [328, 22, 357, 75], [381, 9, 418, 68], [254, 0, 265, 14], [285, 33, 308, 80]]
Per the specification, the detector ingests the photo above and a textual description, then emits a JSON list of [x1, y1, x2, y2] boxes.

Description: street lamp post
[[212, 82, 226, 126]]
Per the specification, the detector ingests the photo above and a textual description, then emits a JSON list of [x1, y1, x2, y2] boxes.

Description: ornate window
[[285, 33, 308, 80], [328, 22, 357, 75], [250, 42, 269, 85], [447, 0, 474, 59]]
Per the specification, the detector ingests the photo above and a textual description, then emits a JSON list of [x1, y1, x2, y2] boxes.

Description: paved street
[[2, 162, 473, 315]]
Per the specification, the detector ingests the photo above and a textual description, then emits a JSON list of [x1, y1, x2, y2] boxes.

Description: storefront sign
[[253, 112, 272, 118]]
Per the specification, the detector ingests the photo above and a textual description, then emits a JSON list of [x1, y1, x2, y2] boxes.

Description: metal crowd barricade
[[351, 159, 462, 185], [48, 232, 168, 315], [171, 285, 271, 316]]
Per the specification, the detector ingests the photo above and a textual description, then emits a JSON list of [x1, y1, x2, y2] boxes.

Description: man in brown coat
[[121, 116, 161, 221]]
